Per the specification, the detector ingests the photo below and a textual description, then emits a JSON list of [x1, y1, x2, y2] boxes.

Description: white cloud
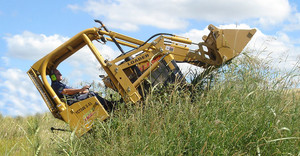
[[3, 31, 69, 60], [68, 0, 291, 31], [0, 68, 47, 117], [284, 12, 300, 31], [246, 29, 300, 71]]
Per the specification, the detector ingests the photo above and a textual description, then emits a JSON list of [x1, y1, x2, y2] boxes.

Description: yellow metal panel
[[119, 52, 152, 69], [60, 97, 109, 136], [108, 63, 141, 103]]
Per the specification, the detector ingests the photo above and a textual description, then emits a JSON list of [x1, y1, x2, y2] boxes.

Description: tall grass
[[1, 54, 299, 155]]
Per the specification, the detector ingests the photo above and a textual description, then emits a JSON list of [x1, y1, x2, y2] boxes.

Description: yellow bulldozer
[[27, 20, 256, 136]]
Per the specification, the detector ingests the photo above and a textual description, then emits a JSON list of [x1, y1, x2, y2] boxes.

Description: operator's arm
[[62, 85, 90, 95]]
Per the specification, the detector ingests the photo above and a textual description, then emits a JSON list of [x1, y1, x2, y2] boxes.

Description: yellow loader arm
[[27, 20, 256, 136], [171, 24, 256, 67]]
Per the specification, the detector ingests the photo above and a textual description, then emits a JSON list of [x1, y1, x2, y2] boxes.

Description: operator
[[50, 69, 114, 111]]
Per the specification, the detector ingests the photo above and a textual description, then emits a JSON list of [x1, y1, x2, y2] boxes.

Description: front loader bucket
[[202, 25, 256, 66]]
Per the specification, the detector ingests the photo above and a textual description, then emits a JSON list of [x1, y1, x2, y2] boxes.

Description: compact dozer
[[28, 20, 256, 136]]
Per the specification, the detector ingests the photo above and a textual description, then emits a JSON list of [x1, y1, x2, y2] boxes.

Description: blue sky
[[0, 0, 299, 117]]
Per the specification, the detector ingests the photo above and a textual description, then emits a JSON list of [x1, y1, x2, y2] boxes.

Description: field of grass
[[1, 54, 299, 155]]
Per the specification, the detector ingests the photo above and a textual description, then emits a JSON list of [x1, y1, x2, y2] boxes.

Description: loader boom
[[27, 21, 256, 136]]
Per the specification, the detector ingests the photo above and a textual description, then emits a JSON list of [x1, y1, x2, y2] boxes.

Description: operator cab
[[27, 27, 111, 136]]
